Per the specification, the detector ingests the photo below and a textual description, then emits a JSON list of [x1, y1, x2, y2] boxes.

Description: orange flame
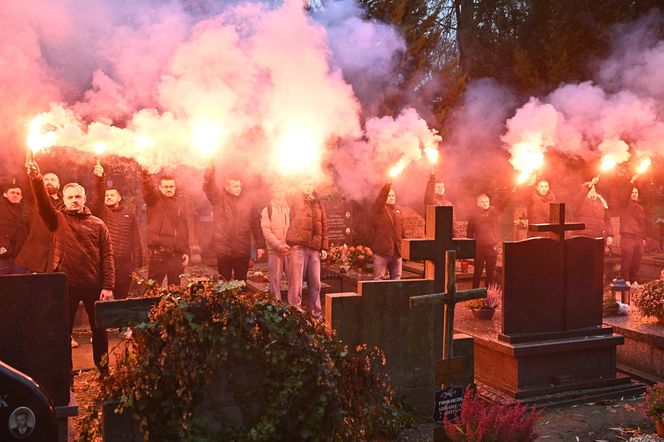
[[191, 122, 224, 157], [275, 129, 321, 175], [424, 144, 439, 165], [94, 142, 107, 156], [637, 157, 652, 174], [388, 158, 407, 178], [599, 155, 618, 172], [26, 115, 57, 154], [510, 142, 544, 184]]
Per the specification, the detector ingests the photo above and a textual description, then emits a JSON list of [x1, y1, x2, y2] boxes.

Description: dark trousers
[[68, 287, 108, 370], [621, 234, 644, 283], [217, 255, 250, 281], [148, 253, 184, 287], [114, 259, 134, 300], [473, 245, 498, 289]]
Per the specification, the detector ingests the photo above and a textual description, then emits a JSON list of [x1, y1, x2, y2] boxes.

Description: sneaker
[[71, 338, 79, 348]]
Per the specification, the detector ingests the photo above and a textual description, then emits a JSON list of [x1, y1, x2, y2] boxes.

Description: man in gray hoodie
[[260, 182, 291, 299]]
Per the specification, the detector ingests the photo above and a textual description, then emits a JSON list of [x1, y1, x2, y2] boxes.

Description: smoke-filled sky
[[1, 0, 444, 203], [3, 2, 664, 206]]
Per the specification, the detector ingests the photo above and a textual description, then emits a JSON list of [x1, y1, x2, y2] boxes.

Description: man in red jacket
[[371, 182, 404, 280], [92, 163, 143, 299], [286, 178, 329, 318], [15, 172, 63, 273], [27, 160, 115, 374]]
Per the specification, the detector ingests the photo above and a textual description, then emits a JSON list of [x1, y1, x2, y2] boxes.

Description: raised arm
[[202, 165, 218, 204], [424, 174, 436, 206], [373, 182, 391, 213], [91, 163, 106, 217], [140, 167, 159, 207], [27, 161, 58, 232]]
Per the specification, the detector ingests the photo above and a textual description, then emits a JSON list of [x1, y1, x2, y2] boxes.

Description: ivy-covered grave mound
[[101, 280, 407, 441]]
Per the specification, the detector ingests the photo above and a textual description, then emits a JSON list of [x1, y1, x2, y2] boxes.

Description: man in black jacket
[[203, 165, 265, 281], [27, 160, 115, 373], [92, 162, 143, 298], [618, 174, 648, 284], [0, 182, 28, 275], [140, 167, 198, 287]]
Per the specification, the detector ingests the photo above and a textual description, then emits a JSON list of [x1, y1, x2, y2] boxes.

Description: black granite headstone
[[0, 360, 58, 441], [0, 274, 70, 406], [321, 198, 353, 246]]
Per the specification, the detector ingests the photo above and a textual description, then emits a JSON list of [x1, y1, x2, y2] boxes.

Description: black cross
[[410, 250, 486, 362], [402, 206, 475, 293], [528, 203, 584, 241]]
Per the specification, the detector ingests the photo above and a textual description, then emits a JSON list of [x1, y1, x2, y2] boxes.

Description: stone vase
[[471, 308, 496, 320]]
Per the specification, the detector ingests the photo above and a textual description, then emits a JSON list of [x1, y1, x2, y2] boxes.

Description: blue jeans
[[287, 246, 322, 317], [372, 253, 402, 280], [0, 259, 28, 276], [268, 252, 290, 301]]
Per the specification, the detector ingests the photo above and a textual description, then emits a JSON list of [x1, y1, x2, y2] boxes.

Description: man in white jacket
[[261, 182, 291, 299]]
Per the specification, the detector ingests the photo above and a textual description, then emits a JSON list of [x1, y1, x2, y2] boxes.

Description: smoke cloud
[[1, 0, 440, 203]]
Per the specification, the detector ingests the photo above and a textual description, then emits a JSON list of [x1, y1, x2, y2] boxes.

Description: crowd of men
[[370, 172, 649, 290], [0, 158, 651, 374]]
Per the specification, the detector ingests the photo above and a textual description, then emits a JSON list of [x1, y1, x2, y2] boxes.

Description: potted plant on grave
[[465, 284, 501, 320], [632, 279, 664, 323], [644, 383, 664, 436]]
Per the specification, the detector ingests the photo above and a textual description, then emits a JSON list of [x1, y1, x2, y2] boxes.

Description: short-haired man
[[203, 165, 265, 281], [371, 182, 404, 280], [286, 177, 329, 318], [0, 182, 28, 275], [141, 167, 198, 286], [15, 171, 63, 272], [92, 162, 143, 299], [10, 409, 33, 438], [261, 182, 290, 297], [528, 178, 555, 223], [27, 160, 114, 374], [467, 192, 511, 288]]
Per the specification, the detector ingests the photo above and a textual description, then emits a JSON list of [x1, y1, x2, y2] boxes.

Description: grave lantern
[[610, 277, 631, 304]]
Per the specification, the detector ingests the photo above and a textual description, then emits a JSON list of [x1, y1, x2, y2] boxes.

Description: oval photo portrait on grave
[[8, 407, 35, 439]]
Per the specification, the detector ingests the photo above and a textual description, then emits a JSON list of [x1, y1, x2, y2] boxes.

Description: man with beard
[[0, 181, 28, 275], [203, 165, 265, 281], [16, 171, 63, 272], [527, 179, 556, 237], [286, 177, 329, 318], [92, 162, 143, 299], [372, 182, 404, 280], [618, 174, 649, 284], [141, 167, 198, 287], [27, 160, 114, 375]]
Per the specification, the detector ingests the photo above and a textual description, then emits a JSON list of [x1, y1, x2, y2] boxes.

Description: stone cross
[[528, 202, 584, 241], [410, 250, 486, 384], [402, 205, 475, 293]]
